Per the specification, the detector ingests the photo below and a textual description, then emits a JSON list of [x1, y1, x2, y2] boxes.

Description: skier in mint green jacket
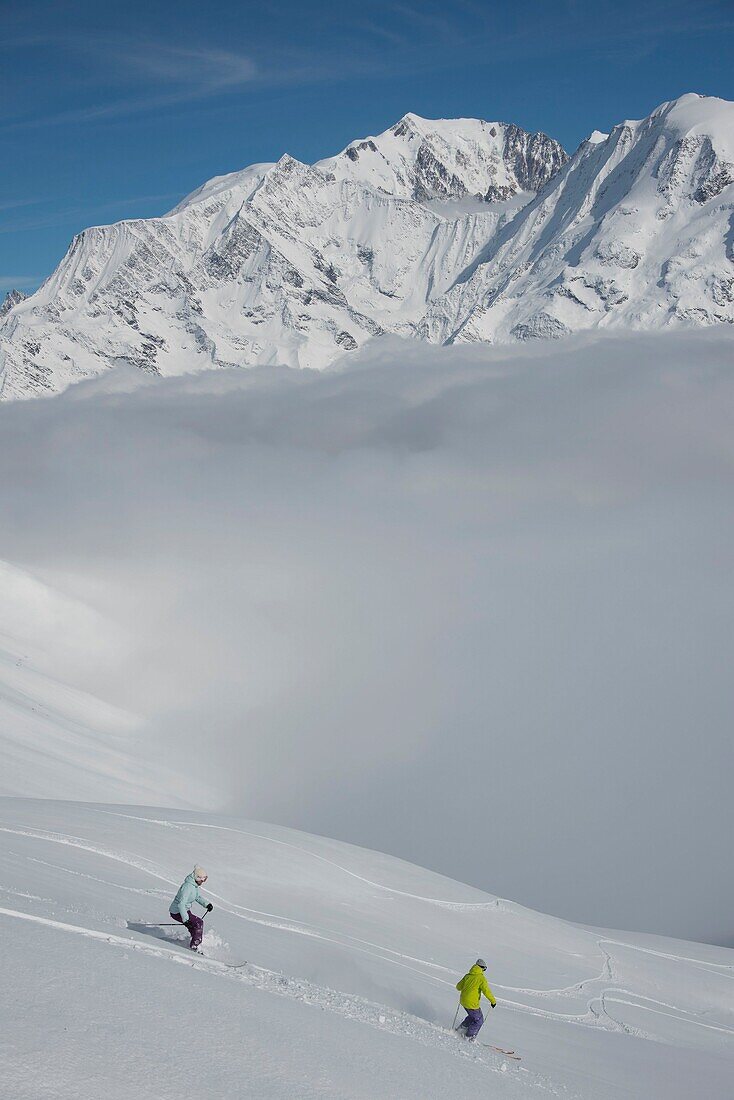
[[169, 866, 213, 950]]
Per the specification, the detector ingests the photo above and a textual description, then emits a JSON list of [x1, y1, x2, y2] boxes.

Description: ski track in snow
[[0, 824, 173, 883], [2, 821, 485, 989], [24, 854, 173, 896], [2, 815, 731, 1051], [92, 811, 734, 1003], [0, 817, 611, 1010], [0, 904, 565, 1095], [96, 809, 507, 908]]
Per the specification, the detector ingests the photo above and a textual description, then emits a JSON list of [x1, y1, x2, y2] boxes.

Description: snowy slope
[[0, 640, 170, 804], [0, 115, 565, 397], [421, 94, 734, 343], [2, 798, 733, 1098], [0, 561, 195, 806]]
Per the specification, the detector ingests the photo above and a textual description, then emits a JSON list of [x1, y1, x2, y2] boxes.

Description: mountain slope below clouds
[[2, 799, 733, 1098], [0, 561, 195, 806]]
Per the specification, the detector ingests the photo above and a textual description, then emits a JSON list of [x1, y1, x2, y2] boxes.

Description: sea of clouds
[[1, 327, 732, 944]]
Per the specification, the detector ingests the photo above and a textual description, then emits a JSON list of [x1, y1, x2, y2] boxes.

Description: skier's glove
[[206, 903, 214, 912], [490, 1002, 497, 1009]]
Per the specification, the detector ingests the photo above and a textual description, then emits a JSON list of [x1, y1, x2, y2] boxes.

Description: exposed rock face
[[501, 124, 569, 194], [323, 113, 566, 202], [0, 289, 27, 318], [1, 95, 733, 400]]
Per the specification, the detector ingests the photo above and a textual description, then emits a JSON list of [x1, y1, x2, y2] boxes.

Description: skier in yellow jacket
[[456, 959, 497, 1040]]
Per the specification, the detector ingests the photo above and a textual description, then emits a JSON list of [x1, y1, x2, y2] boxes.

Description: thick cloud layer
[[1, 329, 733, 944]]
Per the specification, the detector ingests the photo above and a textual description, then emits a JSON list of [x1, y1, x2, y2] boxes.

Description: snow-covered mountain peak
[[0, 111, 569, 396], [656, 93, 734, 157], [319, 113, 567, 201], [1, 96, 732, 400], [419, 93, 734, 345], [393, 111, 499, 141], [603, 94, 734, 158], [650, 91, 728, 125], [171, 161, 275, 215]]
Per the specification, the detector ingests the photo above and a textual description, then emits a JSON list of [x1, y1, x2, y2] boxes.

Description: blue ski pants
[[460, 1007, 484, 1038]]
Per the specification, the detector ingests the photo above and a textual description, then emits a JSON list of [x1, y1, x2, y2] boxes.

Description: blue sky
[[2, 0, 733, 294]]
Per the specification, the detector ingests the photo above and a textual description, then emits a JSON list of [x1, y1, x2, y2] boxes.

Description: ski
[[133, 922, 180, 927], [193, 955, 249, 969], [181, 946, 248, 969], [452, 1026, 520, 1059], [482, 1045, 521, 1060]]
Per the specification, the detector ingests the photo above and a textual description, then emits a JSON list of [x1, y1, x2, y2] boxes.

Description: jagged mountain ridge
[[419, 94, 734, 343], [1, 95, 733, 400], [0, 114, 566, 398]]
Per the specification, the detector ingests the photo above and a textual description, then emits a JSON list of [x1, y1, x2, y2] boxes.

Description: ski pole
[[452, 1003, 461, 1030]]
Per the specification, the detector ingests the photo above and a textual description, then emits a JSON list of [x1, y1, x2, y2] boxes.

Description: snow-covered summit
[[318, 113, 566, 201], [648, 91, 734, 144], [419, 93, 734, 343], [170, 161, 275, 215], [1, 94, 732, 400]]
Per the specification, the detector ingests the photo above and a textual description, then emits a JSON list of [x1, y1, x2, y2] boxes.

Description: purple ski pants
[[171, 910, 204, 949], [459, 1007, 485, 1039]]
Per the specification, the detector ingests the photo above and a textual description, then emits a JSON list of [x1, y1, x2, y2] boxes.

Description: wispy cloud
[[0, 192, 182, 234], [1, 3, 731, 140], [123, 42, 256, 85], [366, 0, 734, 71], [0, 275, 38, 292], [0, 198, 42, 213], [390, 2, 465, 42], [0, 29, 381, 134], [1, 38, 260, 131], [349, 19, 412, 47]]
